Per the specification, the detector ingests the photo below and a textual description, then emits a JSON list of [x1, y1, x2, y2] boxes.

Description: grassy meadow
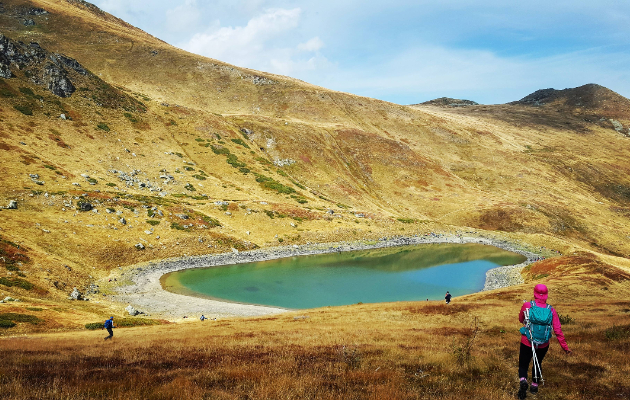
[[2, 254, 630, 400]]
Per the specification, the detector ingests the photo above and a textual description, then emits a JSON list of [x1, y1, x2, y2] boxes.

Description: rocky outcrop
[[0, 33, 80, 97], [0, 32, 144, 111], [69, 287, 83, 300]]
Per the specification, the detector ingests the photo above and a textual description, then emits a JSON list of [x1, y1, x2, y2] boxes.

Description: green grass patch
[[277, 169, 288, 177], [201, 215, 222, 228], [0, 313, 41, 325], [96, 122, 110, 132], [0, 320, 16, 328], [192, 174, 206, 180], [184, 183, 196, 191], [170, 222, 190, 231], [123, 112, 139, 123], [25, 307, 43, 312], [226, 154, 246, 169], [87, 178, 98, 185], [291, 180, 306, 190], [397, 218, 416, 224], [146, 220, 160, 226], [0, 277, 34, 290], [256, 157, 273, 166], [14, 104, 33, 115], [231, 138, 250, 149], [106, 182, 116, 187], [211, 145, 230, 155], [605, 324, 630, 341], [254, 174, 296, 194], [85, 317, 163, 330]]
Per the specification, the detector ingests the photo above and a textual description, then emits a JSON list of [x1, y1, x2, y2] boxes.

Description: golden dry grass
[[1, 1, 630, 398], [2, 270, 630, 400]]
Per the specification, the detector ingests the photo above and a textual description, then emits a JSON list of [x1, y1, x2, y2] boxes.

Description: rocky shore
[[112, 234, 540, 319]]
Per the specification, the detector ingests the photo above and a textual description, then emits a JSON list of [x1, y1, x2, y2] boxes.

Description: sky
[[92, 0, 630, 105]]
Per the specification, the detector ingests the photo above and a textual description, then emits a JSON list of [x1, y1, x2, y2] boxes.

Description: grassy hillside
[[1, 0, 630, 398]]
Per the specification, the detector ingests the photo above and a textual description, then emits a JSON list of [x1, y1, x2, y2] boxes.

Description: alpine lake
[[161, 243, 527, 309]]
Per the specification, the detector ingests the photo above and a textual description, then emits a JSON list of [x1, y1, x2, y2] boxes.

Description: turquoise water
[[162, 243, 526, 309]]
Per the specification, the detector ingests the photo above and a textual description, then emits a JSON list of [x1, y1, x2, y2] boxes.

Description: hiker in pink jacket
[[517, 284, 572, 399]]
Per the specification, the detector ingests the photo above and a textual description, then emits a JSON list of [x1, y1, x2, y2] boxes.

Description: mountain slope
[[0, 0, 630, 322]]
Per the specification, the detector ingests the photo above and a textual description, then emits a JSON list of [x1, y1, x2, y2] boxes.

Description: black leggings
[[518, 343, 548, 383]]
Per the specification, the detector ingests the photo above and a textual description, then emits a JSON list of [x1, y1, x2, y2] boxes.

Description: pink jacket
[[519, 300, 570, 351]]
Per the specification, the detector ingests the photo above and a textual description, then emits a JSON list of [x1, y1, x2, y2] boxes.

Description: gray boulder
[[119, 217, 127, 225], [135, 243, 145, 250], [69, 287, 83, 300], [6, 200, 17, 209], [125, 305, 145, 316], [79, 202, 93, 211]]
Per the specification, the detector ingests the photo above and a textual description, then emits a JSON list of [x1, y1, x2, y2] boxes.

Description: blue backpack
[[520, 301, 553, 346]]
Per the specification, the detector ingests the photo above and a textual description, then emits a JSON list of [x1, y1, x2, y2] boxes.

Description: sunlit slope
[[1, 0, 630, 311]]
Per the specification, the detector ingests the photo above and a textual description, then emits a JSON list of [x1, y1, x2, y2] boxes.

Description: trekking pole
[[529, 325, 544, 385]]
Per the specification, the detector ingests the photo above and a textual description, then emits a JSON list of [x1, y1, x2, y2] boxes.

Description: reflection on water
[[162, 243, 526, 309]]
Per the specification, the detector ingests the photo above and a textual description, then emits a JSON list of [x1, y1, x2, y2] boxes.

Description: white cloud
[[165, 0, 201, 33], [298, 37, 324, 52], [179, 8, 333, 76]]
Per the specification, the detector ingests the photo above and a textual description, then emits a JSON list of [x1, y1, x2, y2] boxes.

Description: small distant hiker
[[200, 315, 207, 321], [103, 316, 116, 340], [445, 291, 452, 304], [517, 284, 572, 399]]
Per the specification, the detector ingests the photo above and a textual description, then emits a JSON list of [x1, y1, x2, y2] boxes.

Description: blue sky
[[93, 0, 630, 105]]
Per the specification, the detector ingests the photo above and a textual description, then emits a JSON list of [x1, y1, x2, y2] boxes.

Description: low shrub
[[558, 313, 574, 324], [192, 175, 206, 180], [146, 220, 160, 226], [96, 122, 110, 131], [231, 138, 250, 149], [211, 145, 230, 155], [397, 218, 416, 224], [0, 277, 34, 290], [85, 318, 163, 330], [184, 183, 196, 191], [0, 320, 16, 328], [106, 183, 116, 187], [14, 104, 33, 115], [605, 324, 630, 341], [0, 313, 41, 324]]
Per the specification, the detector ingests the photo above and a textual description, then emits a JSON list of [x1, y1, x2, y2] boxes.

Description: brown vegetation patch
[[0, 142, 16, 151], [406, 303, 477, 315]]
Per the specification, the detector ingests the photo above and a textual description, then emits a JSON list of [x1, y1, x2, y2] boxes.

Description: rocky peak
[[414, 97, 479, 107], [511, 84, 630, 116]]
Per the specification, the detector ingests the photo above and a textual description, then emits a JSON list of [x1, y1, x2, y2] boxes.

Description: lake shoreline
[[111, 234, 540, 320]]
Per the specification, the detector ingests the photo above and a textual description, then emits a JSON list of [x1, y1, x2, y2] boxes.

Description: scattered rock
[[125, 305, 145, 316], [293, 316, 309, 320], [135, 243, 145, 250], [21, 18, 35, 26], [3, 296, 15, 302], [68, 287, 83, 300], [176, 214, 188, 220], [79, 202, 93, 211], [119, 217, 126, 225], [6, 200, 17, 209]]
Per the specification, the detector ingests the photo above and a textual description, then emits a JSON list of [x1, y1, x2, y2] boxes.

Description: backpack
[[519, 301, 553, 346]]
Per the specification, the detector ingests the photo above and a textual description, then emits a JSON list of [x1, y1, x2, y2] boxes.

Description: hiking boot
[[530, 384, 538, 395], [518, 380, 528, 399]]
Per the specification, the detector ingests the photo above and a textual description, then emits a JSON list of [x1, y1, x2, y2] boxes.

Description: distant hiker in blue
[[102, 316, 116, 340], [445, 291, 452, 304]]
